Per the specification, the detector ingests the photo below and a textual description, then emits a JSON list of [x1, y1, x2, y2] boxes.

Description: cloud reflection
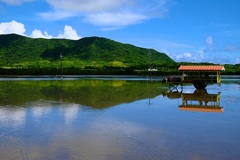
[[31, 106, 51, 120], [0, 107, 26, 128], [62, 104, 80, 125], [29, 100, 53, 120], [29, 100, 81, 125]]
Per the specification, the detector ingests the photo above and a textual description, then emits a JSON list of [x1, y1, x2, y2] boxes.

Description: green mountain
[[0, 34, 174, 62], [0, 34, 175, 74]]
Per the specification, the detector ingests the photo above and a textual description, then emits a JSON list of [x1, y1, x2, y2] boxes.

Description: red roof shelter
[[178, 65, 225, 88]]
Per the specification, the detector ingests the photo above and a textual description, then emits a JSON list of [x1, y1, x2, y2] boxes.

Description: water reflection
[[180, 89, 223, 113], [163, 88, 224, 113], [0, 79, 240, 160], [0, 79, 167, 108]]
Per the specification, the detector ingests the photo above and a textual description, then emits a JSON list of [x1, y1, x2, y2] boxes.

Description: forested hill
[[0, 34, 175, 69]]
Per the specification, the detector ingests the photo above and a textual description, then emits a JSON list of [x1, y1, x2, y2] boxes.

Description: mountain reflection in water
[[0, 79, 167, 108]]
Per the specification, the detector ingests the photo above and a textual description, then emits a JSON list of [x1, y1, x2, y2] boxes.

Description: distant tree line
[[1, 63, 239, 76]]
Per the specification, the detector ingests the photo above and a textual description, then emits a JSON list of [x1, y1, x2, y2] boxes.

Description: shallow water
[[0, 78, 240, 160]]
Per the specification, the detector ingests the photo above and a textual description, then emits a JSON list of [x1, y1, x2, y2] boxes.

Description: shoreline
[[0, 75, 240, 82], [1, 74, 240, 78], [0, 74, 146, 78]]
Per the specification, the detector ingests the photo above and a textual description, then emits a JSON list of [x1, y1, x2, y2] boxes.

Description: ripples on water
[[0, 77, 240, 160]]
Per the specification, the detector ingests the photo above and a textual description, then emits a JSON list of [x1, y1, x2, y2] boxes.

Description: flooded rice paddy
[[0, 76, 240, 160]]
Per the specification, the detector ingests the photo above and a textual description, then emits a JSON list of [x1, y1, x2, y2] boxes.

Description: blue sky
[[0, 0, 240, 64]]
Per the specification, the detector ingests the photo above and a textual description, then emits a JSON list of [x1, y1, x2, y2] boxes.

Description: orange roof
[[178, 65, 225, 71]]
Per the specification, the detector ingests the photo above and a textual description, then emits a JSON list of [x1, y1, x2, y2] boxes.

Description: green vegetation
[[223, 64, 240, 75], [0, 34, 175, 75], [0, 34, 239, 75]]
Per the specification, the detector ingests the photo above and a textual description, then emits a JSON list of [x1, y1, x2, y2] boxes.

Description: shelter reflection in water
[[179, 89, 223, 113], [163, 88, 224, 113]]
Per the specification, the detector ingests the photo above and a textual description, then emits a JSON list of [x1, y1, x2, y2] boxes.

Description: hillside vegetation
[[0, 34, 176, 75]]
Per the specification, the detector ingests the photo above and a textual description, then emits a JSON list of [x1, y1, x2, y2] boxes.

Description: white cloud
[[0, 20, 26, 35], [38, 10, 79, 21], [45, 0, 128, 13], [100, 27, 123, 31], [31, 29, 53, 39], [171, 52, 200, 63], [175, 52, 192, 61], [41, 0, 171, 28], [206, 36, 214, 49], [206, 36, 213, 45], [197, 50, 204, 54], [31, 25, 81, 40], [0, 0, 33, 5], [183, 52, 192, 58], [224, 45, 240, 51], [44, 0, 171, 17], [197, 50, 204, 60], [0, 21, 81, 40], [57, 25, 81, 40], [235, 58, 240, 64], [209, 54, 230, 64], [2, 1, 172, 32], [85, 12, 147, 27]]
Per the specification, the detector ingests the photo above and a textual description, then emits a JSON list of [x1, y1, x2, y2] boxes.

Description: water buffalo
[[162, 76, 183, 89]]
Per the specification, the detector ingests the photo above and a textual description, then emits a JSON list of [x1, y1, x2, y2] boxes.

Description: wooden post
[[182, 71, 184, 82]]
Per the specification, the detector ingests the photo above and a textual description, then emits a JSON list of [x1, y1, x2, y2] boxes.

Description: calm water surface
[[0, 77, 240, 160]]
